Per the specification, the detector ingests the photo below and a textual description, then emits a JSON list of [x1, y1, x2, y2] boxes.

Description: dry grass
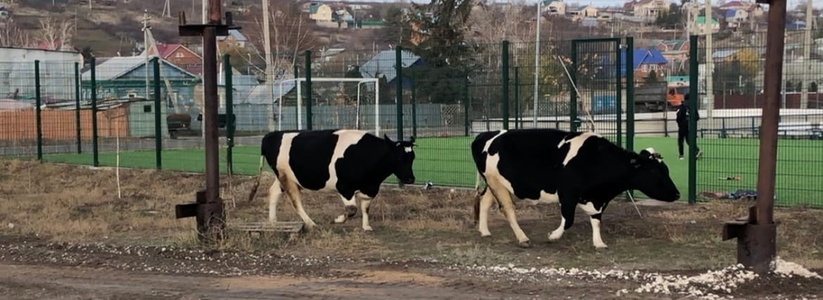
[[1, 158, 821, 272]]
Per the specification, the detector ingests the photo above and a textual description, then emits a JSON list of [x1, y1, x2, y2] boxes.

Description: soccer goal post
[[277, 77, 381, 135]]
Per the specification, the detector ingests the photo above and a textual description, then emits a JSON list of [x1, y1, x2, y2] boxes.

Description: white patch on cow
[[324, 130, 368, 191], [524, 191, 560, 204], [578, 202, 603, 216], [548, 217, 566, 241], [404, 146, 413, 153], [557, 132, 601, 166], [644, 147, 656, 154], [644, 147, 663, 162], [275, 133, 300, 186]]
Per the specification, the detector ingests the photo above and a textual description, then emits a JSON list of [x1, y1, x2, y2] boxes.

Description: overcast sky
[[330, 0, 820, 10]]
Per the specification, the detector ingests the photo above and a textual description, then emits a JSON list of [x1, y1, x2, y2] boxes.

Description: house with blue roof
[[600, 48, 669, 79]]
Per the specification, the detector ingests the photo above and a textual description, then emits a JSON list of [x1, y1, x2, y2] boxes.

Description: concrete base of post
[[175, 190, 226, 244]]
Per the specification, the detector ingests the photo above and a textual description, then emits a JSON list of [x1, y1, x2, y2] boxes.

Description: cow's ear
[[409, 136, 416, 144], [639, 149, 651, 157], [384, 134, 394, 143]]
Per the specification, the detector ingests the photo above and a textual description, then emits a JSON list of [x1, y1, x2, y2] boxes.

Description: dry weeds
[[1, 158, 822, 273]]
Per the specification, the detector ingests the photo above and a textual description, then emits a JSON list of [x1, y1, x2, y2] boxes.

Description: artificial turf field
[[43, 135, 823, 207]]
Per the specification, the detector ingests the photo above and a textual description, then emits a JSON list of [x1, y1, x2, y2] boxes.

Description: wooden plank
[[227, 221, 304, 233]]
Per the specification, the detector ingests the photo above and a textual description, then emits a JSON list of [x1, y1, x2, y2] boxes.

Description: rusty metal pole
[[203, 0, 221, 211], [723, 0, 783, 275], [175, 0, 239, 243]]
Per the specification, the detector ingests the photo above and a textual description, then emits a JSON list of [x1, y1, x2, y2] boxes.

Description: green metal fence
[[3, 30, 823, 208], [689, 29, 823, 208]]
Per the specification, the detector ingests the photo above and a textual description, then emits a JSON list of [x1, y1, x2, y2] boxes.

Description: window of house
[[143, 105, 152, 113], [175, 52, 184, 58]]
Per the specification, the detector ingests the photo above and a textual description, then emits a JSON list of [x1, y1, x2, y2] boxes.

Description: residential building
[[309, 3, 334, 22], [624, 0, 671, 20], [542, 0, 566, 15], [143, 43, 203, 76], [688, 16, 720, 35]]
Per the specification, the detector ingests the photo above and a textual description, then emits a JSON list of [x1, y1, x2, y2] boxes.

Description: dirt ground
[[1, 159, 822, 299]]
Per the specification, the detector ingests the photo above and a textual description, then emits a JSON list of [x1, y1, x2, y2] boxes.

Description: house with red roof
[[142, 43, 203, 76]]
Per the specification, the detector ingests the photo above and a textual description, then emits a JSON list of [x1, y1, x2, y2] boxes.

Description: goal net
[[279, 77, 382, 136]]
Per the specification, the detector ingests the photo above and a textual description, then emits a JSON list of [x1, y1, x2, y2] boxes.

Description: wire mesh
[[692, 28, 823, 208]]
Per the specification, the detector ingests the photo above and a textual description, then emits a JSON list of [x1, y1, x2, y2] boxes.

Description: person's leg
[[677, 130, 686, 159]]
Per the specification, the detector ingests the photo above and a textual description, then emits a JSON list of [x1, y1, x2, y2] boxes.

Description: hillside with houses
[[0, 0, 821, 119]]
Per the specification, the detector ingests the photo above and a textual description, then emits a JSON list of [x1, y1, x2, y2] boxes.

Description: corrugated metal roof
[[81, 55, 198, 81], [359, 50, 420, 83], [241, 80, 296, 105]]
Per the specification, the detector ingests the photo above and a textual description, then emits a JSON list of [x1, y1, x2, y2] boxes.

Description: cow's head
[[384, 134, 416, 184], [629, 148, 680, 201]]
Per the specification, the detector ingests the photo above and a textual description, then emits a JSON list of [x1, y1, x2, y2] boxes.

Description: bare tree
[[0, 19, 31, 47], [36, 17, 75, 51], [245, 1, 322, 75]]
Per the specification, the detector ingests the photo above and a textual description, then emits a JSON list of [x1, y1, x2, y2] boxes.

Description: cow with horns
[[470, 128, 680, 249], [248, 129, 417, 231]]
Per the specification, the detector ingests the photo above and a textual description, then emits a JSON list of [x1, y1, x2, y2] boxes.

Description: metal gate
[[569, 37, 634, 150]]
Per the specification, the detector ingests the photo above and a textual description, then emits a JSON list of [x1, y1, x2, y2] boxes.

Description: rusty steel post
[[723, 0, 783, 276], [175, 0, 239, 244]]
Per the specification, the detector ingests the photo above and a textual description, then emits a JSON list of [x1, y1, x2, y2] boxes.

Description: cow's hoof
[[548, 231, 563, 242], [594, 244, 609, 250], [517, 240, 532, 248], [362, 226, 373, 232], [479, 231, 492, 237], [333, 215, 347, 224]]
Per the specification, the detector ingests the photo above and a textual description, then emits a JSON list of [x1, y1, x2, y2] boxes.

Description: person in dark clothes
[[676, 93, 702, 160]]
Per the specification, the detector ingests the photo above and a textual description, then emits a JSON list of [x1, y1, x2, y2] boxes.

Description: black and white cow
[[470, 128, 680, 249], [248, 129, 417, 231]]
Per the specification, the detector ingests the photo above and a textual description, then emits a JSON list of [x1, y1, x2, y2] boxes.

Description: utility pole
[[704, 0, 714, 119], [800, 0, 812, 108], [263, 0, 276, 131], [201, 0, 209, 141], [533, 0, 541, 127], [142, 11, 151, 100]]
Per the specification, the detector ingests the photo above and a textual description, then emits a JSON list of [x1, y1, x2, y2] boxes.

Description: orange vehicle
[[667, 86, 689, 108]]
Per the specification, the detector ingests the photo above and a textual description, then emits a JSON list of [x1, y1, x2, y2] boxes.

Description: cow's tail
[[472, 171, 488, 225], [247, 155, 267, 202]]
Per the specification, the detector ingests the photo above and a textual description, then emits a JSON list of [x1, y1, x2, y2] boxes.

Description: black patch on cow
[[284, 129, 340, 190], [333, 133, 397, 199]]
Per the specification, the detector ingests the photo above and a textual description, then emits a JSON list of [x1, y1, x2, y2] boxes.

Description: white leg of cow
[[579, 202, 607, 249], [488, 181, 530, 247], [334, 195, 358, 224], [267, 179, 284, 224], [548, 217, 565, 241], [284, 184, 317, 229], [478, 190, 495, 237], [360, 198, 373, 232]]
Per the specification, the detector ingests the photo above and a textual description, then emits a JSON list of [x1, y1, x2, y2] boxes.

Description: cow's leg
[[356, 192, 374, 231], [267, 177, 284, 224], [549, 196, 577, 242], [487, 180, 530, 247], [284, 183, 317, 229], [477, 188, 496, 237], [333, 190, 358, 224], [579, 200, 608, 249]]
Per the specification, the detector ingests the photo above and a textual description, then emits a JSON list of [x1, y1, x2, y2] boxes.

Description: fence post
[[615, 39, 623, 148], [687, 35, 699, 204], [514, 66, 520, 129], [304, 50, 313, 130], [91, 57, 99, 167], [625, 37, 635, 152], [501, 40, 510, 130], [223, 54, 235, 175], [74, 62, 82, 154], [395, 46, 404, 140], [411, 76, 417, 138], [34, 60, 43, 161], [463, 75, 470, 136], [570, 41, 579, 132], [153, 57, 163, 170]]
